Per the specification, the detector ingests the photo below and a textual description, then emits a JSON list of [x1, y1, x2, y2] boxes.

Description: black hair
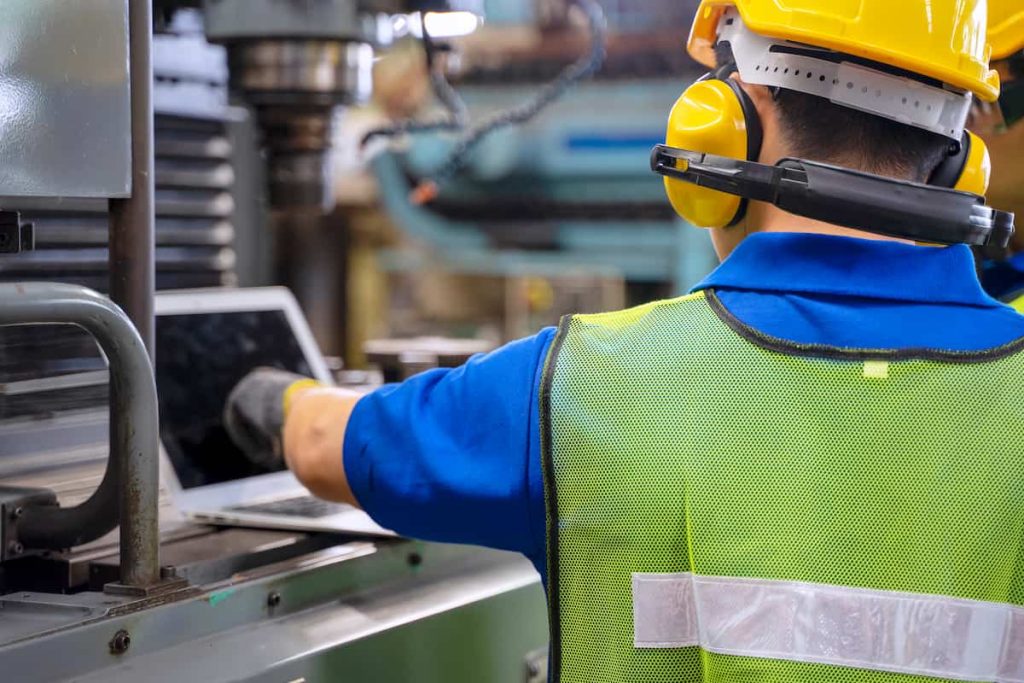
[[715, 44, 952, 182]]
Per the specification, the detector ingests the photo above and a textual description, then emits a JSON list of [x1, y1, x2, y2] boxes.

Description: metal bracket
[[0, 488, 59, 562], [105, 565, 190, 598], [0, 212, 34, 254]]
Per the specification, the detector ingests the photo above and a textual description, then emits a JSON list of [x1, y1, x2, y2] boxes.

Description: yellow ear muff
[[953, 130, 991, 196], [663, 77, 762, 229], [929, 130, 992, 196]]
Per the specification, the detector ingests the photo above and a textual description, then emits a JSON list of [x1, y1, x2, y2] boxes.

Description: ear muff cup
[[927, 131, 991, 196], [663, 76, 764, 229]]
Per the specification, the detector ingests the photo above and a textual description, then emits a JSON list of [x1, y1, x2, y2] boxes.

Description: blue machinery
[[372, 2, 716, 296], [376, 81, 717, 294]]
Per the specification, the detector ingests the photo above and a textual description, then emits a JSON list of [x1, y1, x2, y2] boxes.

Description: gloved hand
[[223, 368, 320, 470]]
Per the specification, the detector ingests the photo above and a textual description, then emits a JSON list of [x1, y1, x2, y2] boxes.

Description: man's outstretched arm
[[223, 368, 362, 506], [224, 328, 555, 557], [282, 386, 362, 506]]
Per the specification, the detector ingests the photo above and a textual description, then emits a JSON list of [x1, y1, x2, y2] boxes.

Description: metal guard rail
[[0, 282, 159, 587]]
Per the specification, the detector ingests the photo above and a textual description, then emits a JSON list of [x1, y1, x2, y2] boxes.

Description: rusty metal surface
[[106, 0, 159, 590], [109, 0, 156, 359], [0, 283, 159, 588]]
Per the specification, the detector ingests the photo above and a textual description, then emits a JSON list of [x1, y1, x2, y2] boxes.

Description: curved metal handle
[[0, 282, 159, 587]]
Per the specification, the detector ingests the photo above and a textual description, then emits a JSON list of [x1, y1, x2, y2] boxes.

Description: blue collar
[[693, 233, 999, 308]]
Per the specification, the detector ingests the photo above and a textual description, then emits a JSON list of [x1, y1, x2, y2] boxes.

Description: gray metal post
[[107, 0, 159, 589], [0, 283, 160, 588], [109, 0, 155, 357]]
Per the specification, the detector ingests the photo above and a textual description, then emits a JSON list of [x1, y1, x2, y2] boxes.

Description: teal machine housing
[[374, 0, 716, 297]]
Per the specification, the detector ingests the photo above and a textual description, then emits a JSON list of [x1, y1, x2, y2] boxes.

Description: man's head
[[707, 44, 954, 257], [713, 45, 952, 184], [771, 90, 952, 184], [672, 0, 1000, 259]]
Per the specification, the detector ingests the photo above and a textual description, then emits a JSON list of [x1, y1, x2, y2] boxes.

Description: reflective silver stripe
[[632, 573, 1024, 682], [633, 573, 698, 648]]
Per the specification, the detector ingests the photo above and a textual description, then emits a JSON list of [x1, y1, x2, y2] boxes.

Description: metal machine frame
[[0, 0, 164, 594]]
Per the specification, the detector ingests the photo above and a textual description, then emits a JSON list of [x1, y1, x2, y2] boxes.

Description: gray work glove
[[224, 368, 318, 470]]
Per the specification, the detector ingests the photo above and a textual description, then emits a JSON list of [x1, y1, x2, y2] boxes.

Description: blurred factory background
[[0, 2, 713, 679], [1, 0, 711, 376]]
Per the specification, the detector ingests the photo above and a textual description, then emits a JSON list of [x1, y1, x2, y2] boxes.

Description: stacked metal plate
[[0, 117, 237, 292]]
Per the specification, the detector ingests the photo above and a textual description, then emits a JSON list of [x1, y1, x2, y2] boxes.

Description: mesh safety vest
[[540, 290, 1024, 683]]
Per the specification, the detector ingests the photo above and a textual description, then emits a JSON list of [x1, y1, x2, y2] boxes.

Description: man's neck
[[758, 207, 915, 245]]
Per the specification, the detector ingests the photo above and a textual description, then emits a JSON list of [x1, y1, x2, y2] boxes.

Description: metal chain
[[426, 0, 607, 186]]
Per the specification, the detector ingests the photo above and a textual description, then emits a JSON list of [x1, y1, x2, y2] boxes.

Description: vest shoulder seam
[[707, 289, 1024, 364]]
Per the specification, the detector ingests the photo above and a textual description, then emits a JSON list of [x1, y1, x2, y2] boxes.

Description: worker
[[225, 1, 1024, 681], [978, 2, 1024, 306]]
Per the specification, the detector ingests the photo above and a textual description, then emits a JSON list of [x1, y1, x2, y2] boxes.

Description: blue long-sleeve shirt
[[343, 232, 1024, 579]]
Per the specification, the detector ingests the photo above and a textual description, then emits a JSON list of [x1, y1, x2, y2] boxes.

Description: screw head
[[267, 591, 282, 608], [109, 630, 131, 655], [10, 507, 23, 521], [8, 542, 23, 556]]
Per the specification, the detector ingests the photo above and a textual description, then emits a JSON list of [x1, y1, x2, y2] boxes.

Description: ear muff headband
[[724, 78, 763, 227], [652, 145, 1015, 248], [928, 134, 971, 189]]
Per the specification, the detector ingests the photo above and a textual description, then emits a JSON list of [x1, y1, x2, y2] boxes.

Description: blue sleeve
[[343, 328, 556, 558]]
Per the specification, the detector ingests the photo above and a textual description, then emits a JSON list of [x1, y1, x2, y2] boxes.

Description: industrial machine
[[0, 0, 718, 678], [374, 0, 715, 314], [0, 0, 548, 680]]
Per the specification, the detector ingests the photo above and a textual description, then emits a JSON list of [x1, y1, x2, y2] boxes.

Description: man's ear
[[731, 76, 785, 165], [736, 80, 773, 116]]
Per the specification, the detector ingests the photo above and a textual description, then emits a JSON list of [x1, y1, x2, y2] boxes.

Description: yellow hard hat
[[689, 0, 1001, 102], [989, 0, 1024, 60]]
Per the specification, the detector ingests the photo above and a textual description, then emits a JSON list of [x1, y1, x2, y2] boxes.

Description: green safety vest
[[540, 290, 1024, 683]]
